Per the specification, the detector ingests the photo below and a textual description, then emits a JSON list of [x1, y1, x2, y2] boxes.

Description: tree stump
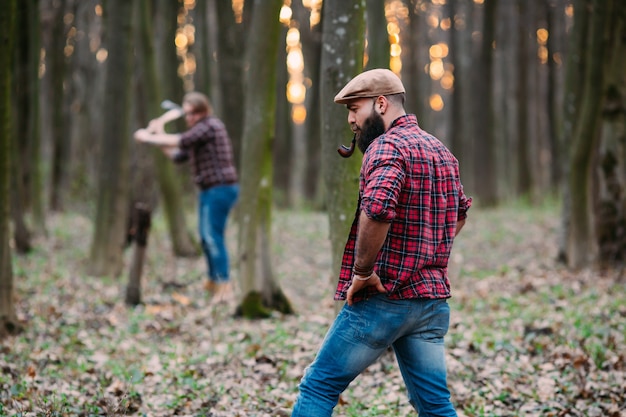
[[125, 203, 151, 306]]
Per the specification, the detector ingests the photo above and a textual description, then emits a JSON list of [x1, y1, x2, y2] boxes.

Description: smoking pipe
[[337, 134, 356, 158]]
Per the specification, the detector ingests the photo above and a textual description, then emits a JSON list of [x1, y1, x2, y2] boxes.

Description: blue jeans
[[292, 295, 457, 416], [198, 184, 239, 283]]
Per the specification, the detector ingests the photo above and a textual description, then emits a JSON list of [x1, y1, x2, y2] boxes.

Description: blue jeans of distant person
[[198, 184, 239, 283], [292, 295, 457, 417]]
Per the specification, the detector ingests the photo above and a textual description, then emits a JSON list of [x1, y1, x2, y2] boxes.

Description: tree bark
[[594, 0, 626, 266], [558, 0, 588, 263], [546, 0, 568, 189], [89, 0, 134, 277], [402, 0, 429, 124], [365, 0, 389, 70], [294, 0, 323, 205], [0, 0, 21, 338], [27, 0, 45, 235], [237, 0, 294, 318], [10, 0, 32, 253], [48, 0, 69, 211], [319, 0, 365, 311], [215, 0, 248, 167], [473, 0, 498, 206], [137, 1, 199, 258], [125, 204, 151, 305], [566, 0, 609, 268], [516, 0, 532, 197]]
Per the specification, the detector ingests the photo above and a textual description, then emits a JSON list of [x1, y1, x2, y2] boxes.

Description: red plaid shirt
[[177, 116, 238, 189], [335, 114, 472, 302]]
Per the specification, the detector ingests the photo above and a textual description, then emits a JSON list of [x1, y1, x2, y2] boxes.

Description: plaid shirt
[[335, 114, 472, 302], [177, 116, 238, 189]]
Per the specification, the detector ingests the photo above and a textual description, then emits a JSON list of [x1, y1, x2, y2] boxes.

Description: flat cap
[[334, 69, 405, 104]]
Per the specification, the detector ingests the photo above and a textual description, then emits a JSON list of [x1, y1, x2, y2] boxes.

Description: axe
[[145, 100, 184, 133]]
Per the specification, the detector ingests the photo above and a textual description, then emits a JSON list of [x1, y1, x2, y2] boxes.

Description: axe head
[[160, 99, 182, 111]]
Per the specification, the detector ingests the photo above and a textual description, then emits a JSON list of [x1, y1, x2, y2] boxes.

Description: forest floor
[[1, 201, 625, 417]]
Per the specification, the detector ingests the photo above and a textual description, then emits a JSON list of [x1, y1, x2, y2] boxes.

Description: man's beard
[[357, 109, 386, 154]]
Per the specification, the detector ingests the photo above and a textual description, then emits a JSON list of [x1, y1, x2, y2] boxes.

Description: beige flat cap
[[334, 68, 405, 104]]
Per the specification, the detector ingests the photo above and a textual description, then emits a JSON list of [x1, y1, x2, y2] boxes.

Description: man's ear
[[376, 96, 388, 115]]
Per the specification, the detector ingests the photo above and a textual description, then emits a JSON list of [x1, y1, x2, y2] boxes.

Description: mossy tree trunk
[[237, 0, 293, 318], [319, 0, 366, 312]]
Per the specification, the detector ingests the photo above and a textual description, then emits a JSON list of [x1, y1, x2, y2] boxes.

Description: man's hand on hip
[[346, 271, 387, 306]]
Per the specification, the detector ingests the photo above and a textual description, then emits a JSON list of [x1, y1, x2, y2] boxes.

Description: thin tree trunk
[[365, 0, 389, 70], [272, 24, 293, 207], [402, 0, 429, 124], [0, 0, 21, 338], [473, 0, 498, 206], [516, 0, 532, 196], [546, 0, 567, 189], [11, 0, 32, 253], [27, 0, 45, 235], [48, 0, 69, 211], [216, 1, 247, 167], [295, 0, 323, 205]]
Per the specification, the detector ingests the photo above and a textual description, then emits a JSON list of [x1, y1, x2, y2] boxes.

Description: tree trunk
[[0, 0, 21, 338], [294, 0, 323, 205], [11, 0, 32, 253], [137, 1, 199, 258], [272, 23, 295, 208], [558, 0, 588, 263], [546, 0, 568, 189], [319, 0, 365, 311], [125, 204, 151, 305], [237, 0, 293, 318], [89, 0, 134, 277], [365, 0, 389, 70], [516, 0, 532, 197], [448, 0, 476, 191], [48, 0, 69, 211], [594, 0, 626, 266], [215, 0, 248, 168], [402, 0, 429, 124], [27, 0, 45, 235], [189, 0, 210, 96], [67, 0, 101, 209], [473, 0, 498, 206], [566, 0, 609, 268], [155, 0, 186, 135]]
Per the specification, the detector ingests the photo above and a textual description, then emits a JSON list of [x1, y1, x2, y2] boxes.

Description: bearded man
[[291, 69, 472, 416]]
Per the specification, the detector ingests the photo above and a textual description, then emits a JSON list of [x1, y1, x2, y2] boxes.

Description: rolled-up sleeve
[[457, 190, 472, 221]]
